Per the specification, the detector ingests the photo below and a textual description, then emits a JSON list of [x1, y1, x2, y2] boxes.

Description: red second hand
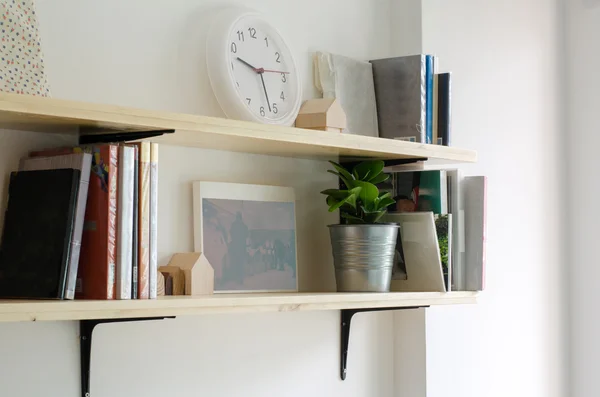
[[256, 67, 290, 74]]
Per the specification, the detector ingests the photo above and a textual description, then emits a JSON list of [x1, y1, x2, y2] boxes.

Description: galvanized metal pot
[[328, 224, 399, 292]]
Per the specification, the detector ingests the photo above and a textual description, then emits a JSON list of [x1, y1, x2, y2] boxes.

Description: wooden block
[[157, 271, 165, 296], [166, 253, 214, 296], [164, 274, 173, 295], [157, 266, 185, 296], [295, 98, 347, 131]]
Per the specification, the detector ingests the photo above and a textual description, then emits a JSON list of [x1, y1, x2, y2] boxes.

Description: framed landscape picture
[[193, 181, 297, 293]]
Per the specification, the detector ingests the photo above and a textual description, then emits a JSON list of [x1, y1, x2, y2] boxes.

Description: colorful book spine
[[149, 143, 159, 299], [19, 153, 92, 299], [137, 142, 151, 299], [425, 55, 434, 144], [30, 145, 118, 300], [432, 74, 439, 145], [116, 146, 134, 300]]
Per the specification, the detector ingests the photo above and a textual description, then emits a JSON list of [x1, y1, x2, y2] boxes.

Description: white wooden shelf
[[0, 291, 477, 322], [0, 92, 477, 162]]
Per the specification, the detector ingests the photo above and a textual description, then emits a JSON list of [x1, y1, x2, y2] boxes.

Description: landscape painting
[[201, 198, 297, 292]]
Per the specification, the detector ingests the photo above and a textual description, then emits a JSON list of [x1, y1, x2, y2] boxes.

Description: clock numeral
[[248, 27, 257, 38], [237, 30, 244, 41], [280, 91, 285, 101], [275, 52, 281, 63], [264, 37, 269, 47], [246, 98, 251, 105], [281, 73, 287, 83], [260, 106, 265, 117], [231, 42, 237, 53], [272, 103, 278, 114]]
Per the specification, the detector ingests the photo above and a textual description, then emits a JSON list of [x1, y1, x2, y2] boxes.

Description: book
[[435, 214, 452, 291], [149, 143, 159, 299], [388, 170, 448, 214], [425, 55, 434, 144], [437, 73, 452, 146], [369, 55, 426, 142], [447, 169, 465, 291], [0, 169, 81, 299], [313, 51, 379, 137], [116, 146, 134, 300], [137, 142, 151, 299], [30, 145, 119, 300], [463, 176, 487, 291], [131, 145, 139, 299], [19, 152, 92, 299], [432, 74, 439, 146]]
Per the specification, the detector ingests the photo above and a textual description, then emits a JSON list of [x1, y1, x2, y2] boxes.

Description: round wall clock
[[206, 9, 302, 126]]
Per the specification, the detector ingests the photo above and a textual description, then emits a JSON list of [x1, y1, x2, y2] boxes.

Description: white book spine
[[464, 176, 487, 291], [116, 146, 135, 300], [440, 170, 448, 214], [447, 169, 465, 291], [149, 143, 159, 299]]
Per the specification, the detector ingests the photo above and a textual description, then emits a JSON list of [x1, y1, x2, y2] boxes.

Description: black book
[[0, 169, 81, 299], [437, 73, 452, 146]]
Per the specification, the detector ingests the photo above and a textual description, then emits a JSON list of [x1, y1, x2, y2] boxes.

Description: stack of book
[[370, 54, 452, 145], [0, 142, 159, 300]]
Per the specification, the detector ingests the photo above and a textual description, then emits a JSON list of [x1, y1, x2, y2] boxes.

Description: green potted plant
[[321, 160, 399, 292]]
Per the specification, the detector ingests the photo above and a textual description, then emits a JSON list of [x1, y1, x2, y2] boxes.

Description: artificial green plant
[[321, 160, 396, 224]]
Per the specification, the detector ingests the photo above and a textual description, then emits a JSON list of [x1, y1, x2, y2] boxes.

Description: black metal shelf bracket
[[340, 306, 428, 380], [80, 317, 174, 397], [339, 158, 428, 168], [78, 129, 175, 145]]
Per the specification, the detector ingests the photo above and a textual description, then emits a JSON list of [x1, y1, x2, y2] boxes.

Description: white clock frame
[[206, 8, 302, 126]]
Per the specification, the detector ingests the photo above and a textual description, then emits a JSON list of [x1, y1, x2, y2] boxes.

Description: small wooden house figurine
[[295, 98, 347, 133], [160, 252, 214, 296]]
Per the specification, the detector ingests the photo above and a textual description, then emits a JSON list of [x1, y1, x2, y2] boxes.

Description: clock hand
[[261, 69, 290, 74], [236, 57, 260, 72], [259, 73, 272, 112], [235, 58, 289, 75], [237, 57, 273, 112]]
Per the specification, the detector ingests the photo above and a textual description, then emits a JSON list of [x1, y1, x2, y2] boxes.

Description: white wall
[[0, 1, 400, 396], [418, 1, 565, 397], [566, 0, 600, 396], [0, 1, 568, 396]]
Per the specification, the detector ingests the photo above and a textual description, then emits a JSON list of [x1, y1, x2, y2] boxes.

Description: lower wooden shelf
[[0, 291, 477, 322]]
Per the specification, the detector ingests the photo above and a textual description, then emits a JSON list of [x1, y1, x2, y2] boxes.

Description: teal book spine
[[425, 55, 434, 144]]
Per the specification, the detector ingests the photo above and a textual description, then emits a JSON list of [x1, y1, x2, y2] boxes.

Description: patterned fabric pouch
[[0, 0, 50, 96]]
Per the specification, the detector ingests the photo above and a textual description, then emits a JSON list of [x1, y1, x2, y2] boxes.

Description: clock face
[[227, 16, 298, 123], [207, 10, 302, 126]]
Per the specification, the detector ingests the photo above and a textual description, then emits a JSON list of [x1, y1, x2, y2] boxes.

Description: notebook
[[0, 169, 81, 299], [19, 152, 92, 299]]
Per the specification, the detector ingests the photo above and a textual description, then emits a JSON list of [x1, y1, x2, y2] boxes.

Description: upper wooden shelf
[[0, 291, 477, 322], [0, 93, 476, 162]]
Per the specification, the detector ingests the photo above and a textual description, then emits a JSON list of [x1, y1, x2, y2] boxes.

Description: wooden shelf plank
[[0, 292, 477, 322], [0, 92, 477, 162]]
